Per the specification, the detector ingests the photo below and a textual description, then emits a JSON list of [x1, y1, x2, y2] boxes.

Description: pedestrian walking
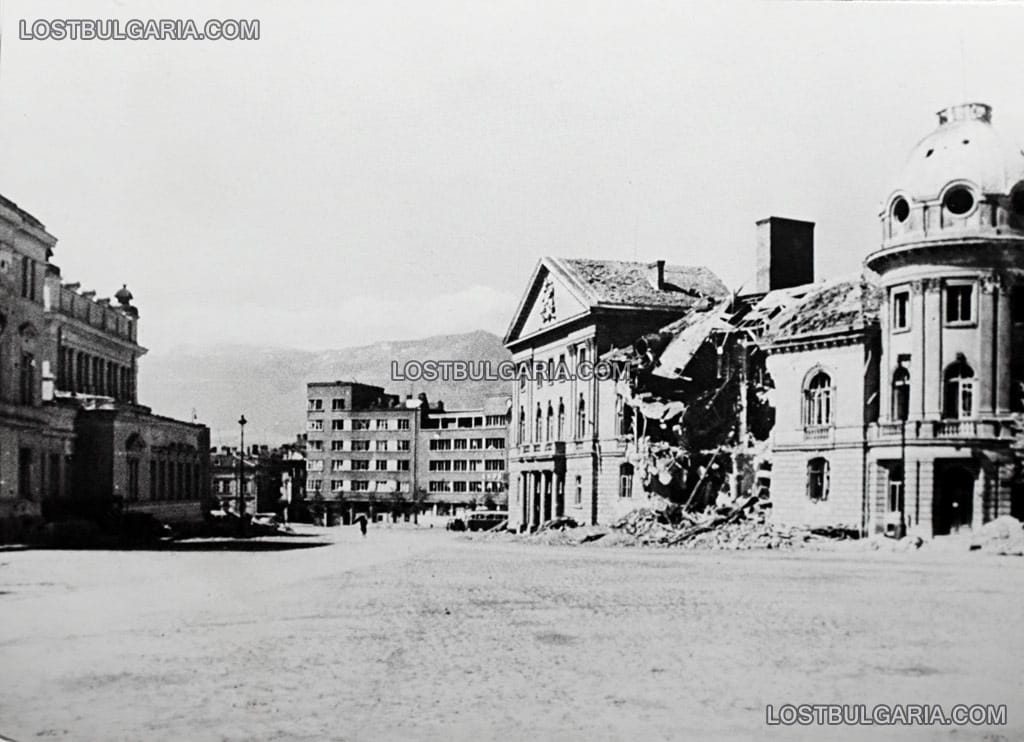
[[359, 515, 367, 537]]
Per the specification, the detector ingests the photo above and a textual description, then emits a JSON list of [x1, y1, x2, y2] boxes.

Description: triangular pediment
[[504, 259, 593, 346]]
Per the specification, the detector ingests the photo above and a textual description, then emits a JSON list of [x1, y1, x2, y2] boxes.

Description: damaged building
[[505, 103, 1024, 539]]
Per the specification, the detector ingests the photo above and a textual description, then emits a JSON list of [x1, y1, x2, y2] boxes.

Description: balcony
[[868, 418, 1017, 443], [803, 425, 834, 444], [512, 440, 566, 461]]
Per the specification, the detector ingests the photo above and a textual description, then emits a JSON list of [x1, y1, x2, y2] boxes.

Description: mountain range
[[138, 330, 512, 445]]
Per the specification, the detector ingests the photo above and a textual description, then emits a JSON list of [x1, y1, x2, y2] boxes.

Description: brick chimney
[[755, 217, 814, 294]]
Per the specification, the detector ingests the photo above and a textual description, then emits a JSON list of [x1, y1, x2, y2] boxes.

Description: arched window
[[545, 403, 554, 441], [618, 463, 634, 499], [556, 398, 565, 440], [803, 371, 833, 427], [806, 458, 829, 502], [943, 359, 975, 419], [576, 394, 586, 439], [892, 365, 910, 421], [534, 404, 542, 441]]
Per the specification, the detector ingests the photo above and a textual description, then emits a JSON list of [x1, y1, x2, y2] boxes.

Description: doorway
[[934, 465, 975, 535]]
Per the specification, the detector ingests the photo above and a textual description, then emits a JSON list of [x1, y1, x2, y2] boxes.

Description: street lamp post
[[237, 415, 247, 533]]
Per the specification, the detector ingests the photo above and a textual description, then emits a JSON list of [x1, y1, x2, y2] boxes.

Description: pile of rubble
[[605, 496, 858, 550]]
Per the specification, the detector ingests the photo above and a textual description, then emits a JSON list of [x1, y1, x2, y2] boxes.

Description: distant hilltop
[[139, 329, 512, 445]]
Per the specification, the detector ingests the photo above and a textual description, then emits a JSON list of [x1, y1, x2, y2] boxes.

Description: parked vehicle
[[465, 510, 508, 532]]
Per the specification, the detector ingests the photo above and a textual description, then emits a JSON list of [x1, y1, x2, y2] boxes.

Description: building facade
[[304, 381, 509, 523], [0, 193, 210, 540], [503, 258, 727, 530], [767, 103, 1024, 536]]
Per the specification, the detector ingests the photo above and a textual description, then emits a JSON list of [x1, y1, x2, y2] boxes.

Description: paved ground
[[1, 526, 1022, 742]]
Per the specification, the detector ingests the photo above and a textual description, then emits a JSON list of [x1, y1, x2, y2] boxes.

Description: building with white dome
[[766, 103, 1024, 537]]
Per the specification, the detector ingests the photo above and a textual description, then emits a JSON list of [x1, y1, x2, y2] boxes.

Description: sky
[[2, 0, 1024, 352]]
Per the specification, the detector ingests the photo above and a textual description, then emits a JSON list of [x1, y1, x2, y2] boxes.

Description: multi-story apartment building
[[0, 193, 209, 540], [417, 396, 509, 512], [305, 381, 508, 523], [503, 258, 728, 530]]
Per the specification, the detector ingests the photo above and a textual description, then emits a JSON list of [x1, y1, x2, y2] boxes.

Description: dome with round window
[[876, 103, 1024, 254]]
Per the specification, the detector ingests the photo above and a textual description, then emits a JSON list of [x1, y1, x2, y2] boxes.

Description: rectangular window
[[469, 439, 483, 450], [19, 353, 34, 405], [945, 284, 974, 324], [453, 481, 467, 492], [352, 481, 369, 492], [330, 440, 344, 451], [469, 481, 482, 493], [396, 440, 410, 451], [331, 398, 346, 411], [352, 419, 370, 430], [331, 460, 345, 472], [306, 460, 324, 472], [806, 458, 830, 502], [351, 440, 370, 451], [375, 460, 388, 471], [21, 256, 34, 299], [352, 460, 370, 471], [485, 415, 506, 426], [375, 419, 389, 430], [307, 419, 323, 431], [429, 460, 452, 471], [309, 479, 322, 493], [375, 440, 388, 451], [887, 464, 904, 514], [331, 420, 344, 431], [453, 439, 468, 450], [485, 438, 504, 449], [429, 439, 452, 451], [892, 290, 910, 331], [485, 460, 505, 471], [308, 439, 324, 451], [307, 398, 323, 411], [397, 419, 410, 430], [397, 460, 410, 471], [575, 475, 582, 505], [330, 479, 344, 492], [453, 460, 468, 471]]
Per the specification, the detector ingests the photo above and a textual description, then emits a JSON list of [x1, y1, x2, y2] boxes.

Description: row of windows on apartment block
[[307, 418, 410, 431], [307, 437, 505, 451], [307, 479, 507, 494], [803, 355, 1001, 428], [307, 398, 506, 427], [889, 281, 1024, 331], [307, 479, 408, 493], [308, 459, 411, 472], [56, 347, 134, 400], [308, 458, 505, 473]]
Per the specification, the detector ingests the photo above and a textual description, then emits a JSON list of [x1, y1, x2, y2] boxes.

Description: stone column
[[909, 281, 926, 419], [977, 273, 998, 415], [995, 278, 1012, 414], [879, 290, 891, 420], [922, 279, 943, 419]]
